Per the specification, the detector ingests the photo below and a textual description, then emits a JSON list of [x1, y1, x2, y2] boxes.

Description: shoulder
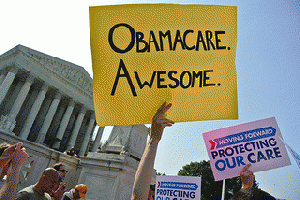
[[18, 185, 34, 192], [16, 186, 33, 200], [16, 191, 30, 200]]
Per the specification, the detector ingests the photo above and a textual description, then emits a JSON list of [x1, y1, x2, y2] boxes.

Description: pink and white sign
[[202, 117, 291, 181], [155, 175, 201, 200]]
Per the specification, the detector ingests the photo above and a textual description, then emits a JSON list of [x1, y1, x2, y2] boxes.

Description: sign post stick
[[221, 179, 226, 200]]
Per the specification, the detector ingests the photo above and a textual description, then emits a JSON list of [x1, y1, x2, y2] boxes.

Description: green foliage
[[178, 160, 258, 200]]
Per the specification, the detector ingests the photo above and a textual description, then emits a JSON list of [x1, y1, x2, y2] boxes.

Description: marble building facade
[[0, 45, 152, 200], [0, 44, 103, 156]]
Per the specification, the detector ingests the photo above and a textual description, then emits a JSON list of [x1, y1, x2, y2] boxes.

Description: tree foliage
[[178, 160, 258, 200]]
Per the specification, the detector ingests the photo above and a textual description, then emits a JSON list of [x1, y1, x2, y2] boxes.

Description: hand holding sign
[[150, 102, 174, 142], [240, 164, 255, 189], [202, 117, 291, 181], [132, 102, 174, 200]]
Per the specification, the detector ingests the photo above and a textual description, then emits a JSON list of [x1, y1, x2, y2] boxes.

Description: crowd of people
[[0, 143, 87, 200], [0, 102, 277, 200]]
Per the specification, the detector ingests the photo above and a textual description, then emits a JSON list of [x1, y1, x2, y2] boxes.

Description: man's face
[[43, 173, 59, 193]]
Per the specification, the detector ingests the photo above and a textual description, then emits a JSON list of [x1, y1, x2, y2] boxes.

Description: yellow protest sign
[[90, 4, 238, 126]]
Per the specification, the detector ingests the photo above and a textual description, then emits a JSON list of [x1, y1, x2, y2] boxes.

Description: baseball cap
[[75, 184, 88, 199]]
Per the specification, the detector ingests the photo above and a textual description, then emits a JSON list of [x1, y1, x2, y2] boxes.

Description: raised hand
[[10, 142, 28, 170], [240, 164, 255, 189], [131, 102, 174, 200], [150, 102, 174, 142]]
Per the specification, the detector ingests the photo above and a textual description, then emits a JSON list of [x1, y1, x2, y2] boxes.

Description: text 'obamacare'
[[107, 23, 227, 96], [108, 23, 229, 53]]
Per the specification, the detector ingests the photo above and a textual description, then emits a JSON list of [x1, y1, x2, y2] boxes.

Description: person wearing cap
[[61, 184, 87, 200]]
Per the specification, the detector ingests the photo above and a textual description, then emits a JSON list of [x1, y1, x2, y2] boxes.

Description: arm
[[240, 164, 255, 189], [0, 142, 28, 200], [131, 102, 174, 200]]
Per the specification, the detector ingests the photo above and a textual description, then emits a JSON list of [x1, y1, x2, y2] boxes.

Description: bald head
[[36, 168, 60, 194], [42, 168, 59, 177]]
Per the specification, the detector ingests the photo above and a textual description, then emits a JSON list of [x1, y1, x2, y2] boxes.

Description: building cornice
[[0, 44, 94, 110]]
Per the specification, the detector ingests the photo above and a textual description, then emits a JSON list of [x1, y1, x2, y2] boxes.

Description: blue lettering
[[274, 147, 282, 158], [226, 157, 236, 169], [248, 153, 256, 163], [216, 156, 248, 171], [211, 151, 218, 159], [215, 159, 226, 171], [257, 151, 268, 162], [236, 156, 246, 167]]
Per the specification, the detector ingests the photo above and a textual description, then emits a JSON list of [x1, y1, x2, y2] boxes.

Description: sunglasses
[[59, 170, 68, 173]]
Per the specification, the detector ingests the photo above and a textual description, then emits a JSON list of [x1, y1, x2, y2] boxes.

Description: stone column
[[79, 116, 95, 156], [91, 126, 105, 152], [36, 92, 61, 143], [52, 100, 75, 149], [0, 67, 18, 105], [19, 85, 48, 140], [67, 106, 87, 150], [9, 75, 35, 118], [0, 73, 6, 85], [49, 103, 66, 133]]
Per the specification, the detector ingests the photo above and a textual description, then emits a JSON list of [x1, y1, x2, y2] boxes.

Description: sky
[[0, 0, 300, 199]]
